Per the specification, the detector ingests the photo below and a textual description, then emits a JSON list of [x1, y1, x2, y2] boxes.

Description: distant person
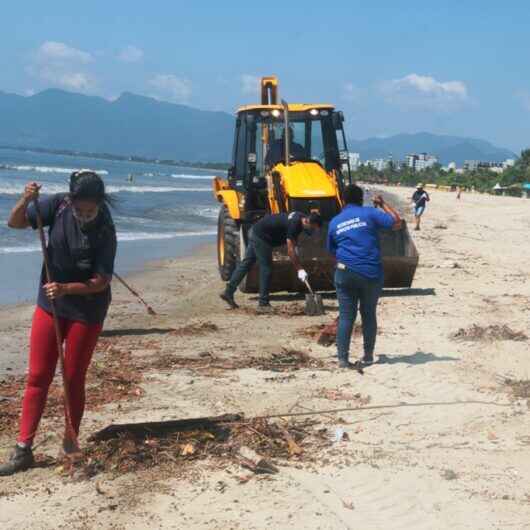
[[0, 171, 117, 476], [220, 211, 322, 313], [456, 186, 462, 200], [265, 127, 305, 167], [412, 183, 430, 230], [327, 185, 401, 369]]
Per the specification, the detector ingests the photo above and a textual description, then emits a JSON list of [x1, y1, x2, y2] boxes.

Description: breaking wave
[[0, 164, 109, 175], [0, 184, 210, 195], [170, 173, 216, 180]]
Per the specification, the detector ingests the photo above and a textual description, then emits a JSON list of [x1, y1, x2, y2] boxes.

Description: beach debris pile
[[0, 379, 23, 436], [144, 348, 326, 374], [451, 324, 527, 342], [0, 378, 65, 436], [170, 321, 219, 336], [502, 377, 530, 400], [67, 416, 329, 479], [276, 303, 307, 317], [0, 339, 146, 436], [298, 319, 364, 347], [0, 336, 326, 435]]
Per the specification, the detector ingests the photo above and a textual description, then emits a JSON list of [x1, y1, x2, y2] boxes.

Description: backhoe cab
[[213, 76, 418, 293]]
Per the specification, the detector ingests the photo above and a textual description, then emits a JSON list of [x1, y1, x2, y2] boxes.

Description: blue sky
[[2, 1, 529, 152]]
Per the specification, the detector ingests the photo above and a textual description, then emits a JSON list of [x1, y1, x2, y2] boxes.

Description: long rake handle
[[34, 200, 79, 451], [113, 272, 156, 315]]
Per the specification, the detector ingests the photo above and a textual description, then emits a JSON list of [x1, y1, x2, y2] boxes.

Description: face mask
[[72, 206, 100, 229]]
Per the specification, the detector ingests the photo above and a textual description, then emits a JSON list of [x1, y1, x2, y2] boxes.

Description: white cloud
[[241, 74, 259, 96], [380, 73, 468, 110], [118, 45, 144, 63], [37, 41, 93, 64], [28, 41, 96, 93], [148, 74, 192, 103]]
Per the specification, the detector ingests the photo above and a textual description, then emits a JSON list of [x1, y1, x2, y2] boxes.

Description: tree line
[[350, 149, 530, 195]]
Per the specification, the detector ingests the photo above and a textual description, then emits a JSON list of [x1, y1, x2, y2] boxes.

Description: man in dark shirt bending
[[220, 211, 323, 313]]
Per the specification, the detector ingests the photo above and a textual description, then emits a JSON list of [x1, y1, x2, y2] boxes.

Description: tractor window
[[310, 120, 325, 163], [234, 118, 247, 179], [290, 122, 306, 152], [245, 110, 341, 173]]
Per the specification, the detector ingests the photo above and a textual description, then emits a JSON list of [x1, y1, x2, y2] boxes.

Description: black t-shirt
[[252, 212, 304, 247], [26, 193, 117, 324], [413, 189, 430, 208]]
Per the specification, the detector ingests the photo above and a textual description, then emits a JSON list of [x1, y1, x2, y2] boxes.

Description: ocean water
[[0, 149, 221, 304]]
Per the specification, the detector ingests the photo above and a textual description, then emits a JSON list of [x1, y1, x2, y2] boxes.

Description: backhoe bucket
[[240, 222, 418, 293]]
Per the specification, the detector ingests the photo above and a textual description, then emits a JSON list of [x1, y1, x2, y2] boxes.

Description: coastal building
[[406, 153, 439, 171], [348, 152, 361, 170], [464, 159, 514, 173], [364, 158, 393, 171], [365, 158, 386, 171]]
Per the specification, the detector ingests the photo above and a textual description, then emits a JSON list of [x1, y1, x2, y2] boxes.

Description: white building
[[365, 158, 392, 171], [406, 153, 439, 171], [464, 160, 512, 173], [348, 152, 361, 170]]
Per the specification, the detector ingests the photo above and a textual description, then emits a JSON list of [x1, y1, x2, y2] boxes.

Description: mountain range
[[348, 132, 516, 166], [0, 89, 517, 165]]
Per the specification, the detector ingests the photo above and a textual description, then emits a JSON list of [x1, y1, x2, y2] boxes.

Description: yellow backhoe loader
[[213, 76, 418, 293]]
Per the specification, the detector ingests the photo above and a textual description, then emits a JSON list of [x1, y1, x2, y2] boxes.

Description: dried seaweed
[[503, 378, 530, 400], [451, 324, 527, 342], [144, 348, 326, 373], [170, 322, 219, 336], [69, 417, 329, 479]]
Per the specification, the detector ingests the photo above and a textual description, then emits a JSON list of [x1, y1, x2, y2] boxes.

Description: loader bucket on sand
[[240, 221, 418, 294]]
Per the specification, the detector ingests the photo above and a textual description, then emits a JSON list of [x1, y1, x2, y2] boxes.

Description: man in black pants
[[220, 211, 323, 313]]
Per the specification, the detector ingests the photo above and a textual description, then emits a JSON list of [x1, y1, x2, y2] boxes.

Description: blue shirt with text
[[327, 204, 394, 279]]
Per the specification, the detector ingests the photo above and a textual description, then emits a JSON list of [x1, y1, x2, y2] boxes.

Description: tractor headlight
[[309, 109, 319, 116], [271, 109, 281, 118]]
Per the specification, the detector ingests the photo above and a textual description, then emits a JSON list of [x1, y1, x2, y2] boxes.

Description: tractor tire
[[217, 205, 240, 281]]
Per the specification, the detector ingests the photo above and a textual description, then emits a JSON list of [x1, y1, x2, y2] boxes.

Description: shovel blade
[[305, 293, 325, 316]]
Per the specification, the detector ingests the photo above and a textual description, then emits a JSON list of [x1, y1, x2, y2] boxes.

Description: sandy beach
[[1, 186, 529, 530]]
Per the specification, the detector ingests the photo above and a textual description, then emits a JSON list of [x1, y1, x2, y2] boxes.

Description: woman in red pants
[[0, 170, 117, 476]]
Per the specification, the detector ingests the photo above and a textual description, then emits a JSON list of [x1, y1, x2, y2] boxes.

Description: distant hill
[[347, 132, 516, 166], [0, 89, 234, 162], [0, 90, 516, 165]]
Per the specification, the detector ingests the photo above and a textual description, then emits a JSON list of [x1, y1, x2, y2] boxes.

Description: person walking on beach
[[412, 183, 430, 230], [220, 211, 323, 313], [0, 171, 117, 476], [327, 185, 401, 369]]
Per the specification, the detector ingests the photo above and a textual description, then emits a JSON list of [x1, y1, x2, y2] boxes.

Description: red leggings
[[18, 306, 102, 445]]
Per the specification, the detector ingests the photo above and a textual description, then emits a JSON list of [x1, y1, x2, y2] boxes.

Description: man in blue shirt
[[327, 185, 402, 369]]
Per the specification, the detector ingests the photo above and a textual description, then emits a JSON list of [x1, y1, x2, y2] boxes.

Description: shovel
[[303, 279, 325, 316]]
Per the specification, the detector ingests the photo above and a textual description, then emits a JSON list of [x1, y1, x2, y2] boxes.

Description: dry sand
[[1, 186, 529, 530]]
